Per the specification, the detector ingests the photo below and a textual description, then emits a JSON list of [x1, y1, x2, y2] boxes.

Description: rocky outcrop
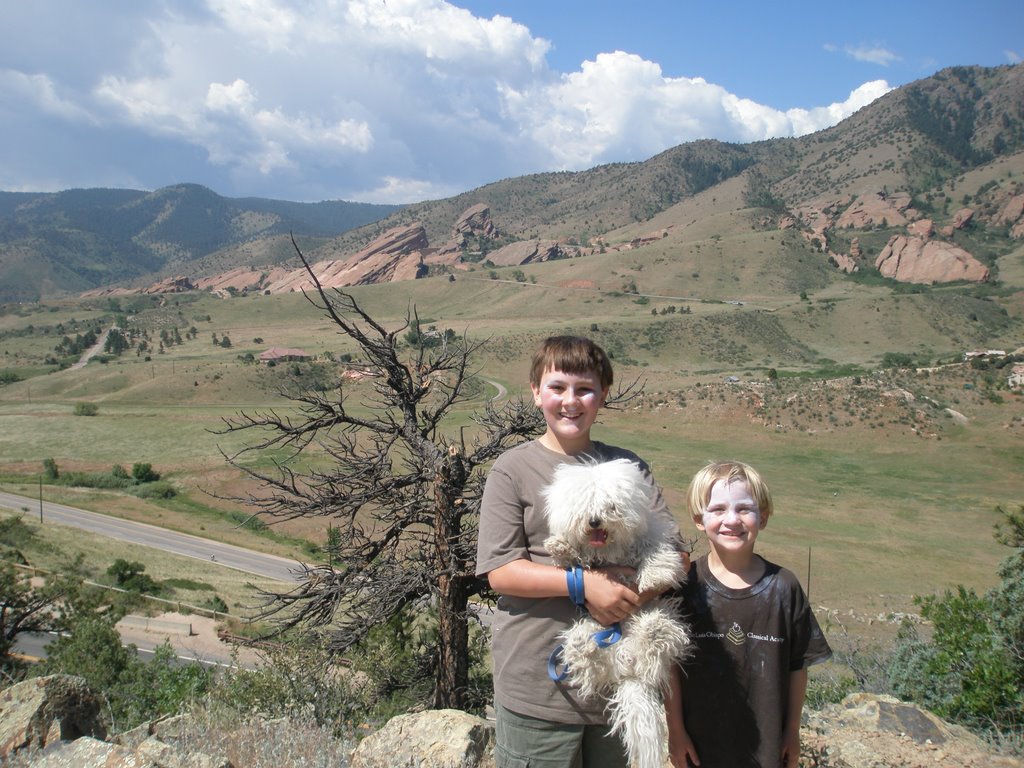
[[351, 709, 495, 768], [952, 207, 975, 229], [804, 693, 1021, 767], [3, 681, 1018, 768], [485, 239, 567, 267], [263, 223, 429, 293], [995, 194, 1024, 238], [142, 276, 195, 295], [906, 218, 935, 238], [875, 235, 989, 284], [0, 676, 108, 759], [453, 204, 498, 241], [193, 267, 272, 295], [835, 190, 915, 230]]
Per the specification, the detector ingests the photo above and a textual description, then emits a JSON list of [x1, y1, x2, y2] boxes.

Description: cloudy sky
[[1, 1, 1021, 204]]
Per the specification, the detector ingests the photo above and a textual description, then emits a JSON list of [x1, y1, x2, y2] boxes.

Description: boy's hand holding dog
[[584, 554, 688, 625], [583, 566, 643, 625]]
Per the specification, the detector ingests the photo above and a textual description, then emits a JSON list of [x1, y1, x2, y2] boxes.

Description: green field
[[1, 236, 1022, 651]]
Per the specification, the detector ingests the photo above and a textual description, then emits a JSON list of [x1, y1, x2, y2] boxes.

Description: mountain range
[[2, 63, 1023, 303]]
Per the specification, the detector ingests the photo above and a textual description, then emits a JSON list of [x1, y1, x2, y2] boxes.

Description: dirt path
[[116, 612, 263, 669], [69, 326, 114, 371]]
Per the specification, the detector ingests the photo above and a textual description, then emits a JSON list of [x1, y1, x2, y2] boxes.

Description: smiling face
[[532, 367, 607, 455], [696, 478, 766, 560]]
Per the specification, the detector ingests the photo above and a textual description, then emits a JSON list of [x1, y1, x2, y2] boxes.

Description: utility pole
[[806, 546, 812, 602], [39, 475, 43, 523]]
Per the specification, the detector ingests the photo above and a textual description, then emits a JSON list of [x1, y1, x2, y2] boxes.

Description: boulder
[[0, 675, 108, 759], [875, 235, 989, 283], [803, 693, 1021, 767], [951, 207, 975, 229], [485, 239, 566, 267], [906, 218, 934, 239], [994, 194, 1024, 227], [350, 709, 495, 768], [829, 252, 859, 274], [835, 190, 913, 229], [263, 223, 429, 292], [453, 204, 498, 240], [25, 737, 154, 767]]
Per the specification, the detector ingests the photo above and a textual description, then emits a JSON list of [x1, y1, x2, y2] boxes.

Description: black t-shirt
[[676, 555, 832, 768]]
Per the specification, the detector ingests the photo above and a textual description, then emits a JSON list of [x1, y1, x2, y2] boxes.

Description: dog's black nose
[[589, 518, 602, 528]]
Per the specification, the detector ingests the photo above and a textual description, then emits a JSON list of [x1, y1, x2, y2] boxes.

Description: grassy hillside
[[1, 233, 1021, 648], [1, 64, 1023, 655], [0, 186, 401, 301]]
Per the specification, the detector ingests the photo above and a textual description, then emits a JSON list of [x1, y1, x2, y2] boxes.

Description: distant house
[[259, 347, 312, 364], [1009, 363, 1024, 390], [964, 349, 1007, 360]]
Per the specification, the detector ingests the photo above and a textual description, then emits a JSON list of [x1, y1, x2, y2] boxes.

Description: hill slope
[[0, 185, 401, 301]]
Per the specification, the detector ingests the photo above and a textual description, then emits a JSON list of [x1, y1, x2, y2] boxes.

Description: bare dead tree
[[215, 237, 546, 710]]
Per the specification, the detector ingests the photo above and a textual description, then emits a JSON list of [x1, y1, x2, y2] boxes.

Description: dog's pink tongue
[[590, 529, 608, 547]]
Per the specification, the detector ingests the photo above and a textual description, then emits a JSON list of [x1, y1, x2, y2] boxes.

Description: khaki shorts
[[494, 702, 628, 768]]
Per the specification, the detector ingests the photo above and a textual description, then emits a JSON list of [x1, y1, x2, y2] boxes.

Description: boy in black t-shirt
[[666, 460, 831, 768]]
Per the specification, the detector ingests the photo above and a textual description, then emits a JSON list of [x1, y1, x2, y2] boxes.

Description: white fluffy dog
[[543, 458, 690, 768]]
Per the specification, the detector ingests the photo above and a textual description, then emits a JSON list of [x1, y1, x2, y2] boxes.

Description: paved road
[[0, 490, 302, 583]]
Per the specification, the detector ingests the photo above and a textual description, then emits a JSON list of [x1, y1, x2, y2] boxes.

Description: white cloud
[[498, 52, 892, 171], [0, 69, 97, 123], [786, 80, 893, 137], [1006, 50, 1022, 65], [825, 42, 900, 67], [0, 0, 901, 201]]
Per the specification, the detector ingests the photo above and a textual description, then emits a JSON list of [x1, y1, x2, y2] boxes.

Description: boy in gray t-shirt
[[476, 336, 680, 768]]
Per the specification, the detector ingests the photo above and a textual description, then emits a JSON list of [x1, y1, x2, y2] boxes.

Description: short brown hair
[[529, 336, 614, 390], [686, 460, 774, 525]]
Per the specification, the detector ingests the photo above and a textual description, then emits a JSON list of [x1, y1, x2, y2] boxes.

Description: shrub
[[73, 402, 99, 416], [40, 618, 211, 731], [107, 559, 159, 594], [132, 481, 176, 499], [131, 463, 160, 482], [888, 505, 1024, 732], [42, 458, 59, 479]]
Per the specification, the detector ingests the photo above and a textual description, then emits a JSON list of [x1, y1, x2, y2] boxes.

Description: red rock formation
[[485, 240, 566, 267], [994, 194, 1024, 238], [452, 203, 498, 240], [875, 235, 989, 284], [951, 208, 975, 229], [907, 219, 935, 239], [835, 190, 914, 229], [263, 224, 429, 292]]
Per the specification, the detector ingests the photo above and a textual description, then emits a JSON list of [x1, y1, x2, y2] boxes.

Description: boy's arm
[[665, 666, 699, 767], [780, 667, 808, 768], [487, 560, 643, 626]]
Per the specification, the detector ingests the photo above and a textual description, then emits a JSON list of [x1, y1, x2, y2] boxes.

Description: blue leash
[[547, 622, 623, 681]]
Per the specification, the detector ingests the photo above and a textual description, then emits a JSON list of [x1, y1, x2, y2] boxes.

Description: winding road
[[0, 490, 302, 583]]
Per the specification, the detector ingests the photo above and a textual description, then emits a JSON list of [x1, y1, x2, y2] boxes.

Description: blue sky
[[1, 1, 1021, 204]]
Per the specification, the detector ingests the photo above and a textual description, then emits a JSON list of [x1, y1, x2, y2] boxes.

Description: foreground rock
[[803, 693, 1023, 767], [351, 709, 495, 768], [4, 676, 1020, 768], [0, 675, 107, 758]]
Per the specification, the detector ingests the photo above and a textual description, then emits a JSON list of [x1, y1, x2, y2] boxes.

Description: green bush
[[39, 618, 211, 731], [132, 480, 177, 499], [73, 401, 99, 416], [131, 463, 160, 482], [42, 457, 59, 479], [888, 505, 1024, 732], [107, 559, 159, 595]]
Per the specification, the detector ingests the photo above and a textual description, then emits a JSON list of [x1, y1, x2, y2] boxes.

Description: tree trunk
[[432, 449, 470, 709]]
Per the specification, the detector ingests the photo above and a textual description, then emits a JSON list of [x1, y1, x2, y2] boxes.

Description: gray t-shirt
[[476, 439, 675, 724]]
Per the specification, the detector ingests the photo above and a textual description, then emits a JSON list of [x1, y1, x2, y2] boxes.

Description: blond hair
[[686, 460, 774, 525], [529, 336, 613, 390]]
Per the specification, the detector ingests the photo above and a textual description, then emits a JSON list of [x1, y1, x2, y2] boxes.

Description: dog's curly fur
[[543, 458, 691, 768]]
